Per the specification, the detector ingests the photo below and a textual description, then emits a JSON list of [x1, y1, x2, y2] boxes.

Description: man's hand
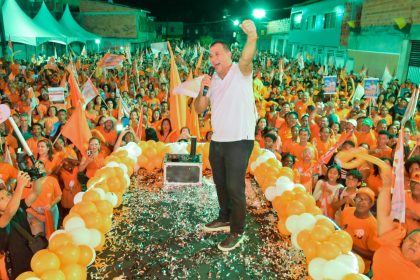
[[240, 20, 258, 40], [16, 171, 30, 190]]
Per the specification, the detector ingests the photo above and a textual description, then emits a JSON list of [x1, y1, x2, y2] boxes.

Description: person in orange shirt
[[372, 168, 420, 279], [0, 162, 18, 190], [78, 137, 105, 189], [255, 118, 268, 148], [336, 98, 351, 121], [378, 106, 392, 126], [312, 127, 335, 162], [278, 111, 299, 143], [374, 119, 388, 138], [281, 153, 300, 183], [294, 91, 312, 118], [26, 123, 46, 158], [36, 139, 60, 175], [291, 128, 318, 162], [338, 187, 380, 274], [294, 147, 318, 193], [157, 118, 178, 143], [355, 117, 377, 148], [365, 158, 393, 197], [58, 159, 81, 219], [405, 171, 420, 234], [263, 133, 281, 161], [370, 130, 393, 159], [26, 174, 62, 235], [282, 125, 300, 154], [92, 117, 118, 156], [40, 106, 59, 137]]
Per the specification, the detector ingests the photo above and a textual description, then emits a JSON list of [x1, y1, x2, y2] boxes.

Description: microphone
[[203, 66, 215, 96]]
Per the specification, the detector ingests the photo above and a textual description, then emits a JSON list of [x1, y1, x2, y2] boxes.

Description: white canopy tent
[[33, 2, 82, 45], [1, 0, 66, 46], [59, 5, 100, 42]]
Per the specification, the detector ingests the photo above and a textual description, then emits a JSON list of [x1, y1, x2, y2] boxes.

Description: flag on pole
[[194, 49, 204, 77], [97, 53, 125, 69], [168, 42, 187, 133], [67, 63, 84, 106], [401, 88, 419, 126], [81, 79, 99, 106], [81, 45, 87, 57], [61, 103, 92, 157], [391, 128, 406, 222], [125, 45, 132, 64]]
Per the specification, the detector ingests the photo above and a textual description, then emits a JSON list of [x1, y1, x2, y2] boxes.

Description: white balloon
[[73, 192, 85, 204], [285, 215, 300, 234], [125, 142, 142, 157], [92, 188, 106, 200], [106, 192, 118, 207], [296, 213, 316, 232], [69, 227, 92, 246], [276, 176, 293, 189], [291, 233, 301, 250], [315, 214, 329, 222], [89, 228, 102, 248], [323, 259, 353, 280], [336, 253, 359, 274], [64, 217, 86, 232], [264, 186, 277, 201], [250, 161, 259, 172], [48, 229, 66, 241], [358, 274, 370, 280], [105, 161, 128, 175], [308, 258, 327, 280]]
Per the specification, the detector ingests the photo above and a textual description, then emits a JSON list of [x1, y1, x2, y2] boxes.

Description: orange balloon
[[342, 273, 365, 280], [277, 219, 291, 236], [316, 241, 342, 260], [295, 192, 316, 210], [49, 233, 73, 252], [82, 190, 101, 202], [271, 196, 283, 212], [115, 192, 123, 208], [311, 225, 334, 242], [40, 269, 65, 280], [277, 167, 294, 181], [95, 182, 109, 192], [81, 212, 103, 230], [328, 230, 353, 254], [99, 214, 113, 233], [302, 240, 321, 262], [61, 263, 87, 280], [71, 201, 98, 216], [286, 200, 306, 216], [145, 161, 155, 172], [54, 244, 81, 265], [307, 205, 323, 215], [315, 218, 336, 232], [31, 249, 61, 275], [137, 155, 148, 168], [296, 229, 312, 248], [93, 200, 113, 216], [78, 245, 95, 267]]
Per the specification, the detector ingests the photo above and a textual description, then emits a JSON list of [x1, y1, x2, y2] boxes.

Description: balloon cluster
[[17, 143, 142, 280], [248, 144, 369, 280], [136, 141, 213, 173]]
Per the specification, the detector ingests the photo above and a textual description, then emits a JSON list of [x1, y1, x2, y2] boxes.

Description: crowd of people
[[0, 36, 419, 278]]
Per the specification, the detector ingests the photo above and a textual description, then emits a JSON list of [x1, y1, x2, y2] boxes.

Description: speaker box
[[163, 154, 202, 186]]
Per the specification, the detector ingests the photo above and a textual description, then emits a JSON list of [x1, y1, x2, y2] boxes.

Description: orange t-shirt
[[86, 153, 105, 178], [372, 224, 420, 279], [312, 137, 334, 162], [291, 142, 318, 162], [59, 168, 81, 209], [43, 116, 59, 136], [294, 160, 317, 193], [404, 191, 420, 234], [157, 130, 178, 143], [0, 162, 18, 183], [339, 207, 380, 273], [31, 176, 62, 208], [355, 131, 377, 148], [26, 137, 47, 158], [366, 173, 383, 197]]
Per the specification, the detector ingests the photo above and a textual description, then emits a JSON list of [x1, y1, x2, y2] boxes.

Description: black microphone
[[203, 66, 215, 96]]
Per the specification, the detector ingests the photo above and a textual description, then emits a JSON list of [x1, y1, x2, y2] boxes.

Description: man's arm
[[377, 166, 394, 236], [0, 172, 30, 228], [238, 20, 258, 76], [194, 75, 211, 114]]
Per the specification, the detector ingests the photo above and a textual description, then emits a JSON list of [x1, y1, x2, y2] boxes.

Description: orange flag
[[68, 65, 84, 106], [61, 103, 92, 157], [168, 42, 187, 133], [121, 72, 128, 92], [185, 71, 201, 139]]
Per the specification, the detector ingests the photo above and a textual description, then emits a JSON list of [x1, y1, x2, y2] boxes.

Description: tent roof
[[34, 2, 83, 44], [59, 5, 100, 42], [2, 0, 66, 46]]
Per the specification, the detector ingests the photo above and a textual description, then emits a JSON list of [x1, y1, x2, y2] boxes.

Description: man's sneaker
[[203, 219, 230, 233], [217, 233, 245, 252]]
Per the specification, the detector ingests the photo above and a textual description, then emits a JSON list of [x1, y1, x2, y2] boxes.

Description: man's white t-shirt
[[207, 63, 257, 142]]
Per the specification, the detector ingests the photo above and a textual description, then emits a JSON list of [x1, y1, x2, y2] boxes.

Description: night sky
[[114, 0, 306, 22]]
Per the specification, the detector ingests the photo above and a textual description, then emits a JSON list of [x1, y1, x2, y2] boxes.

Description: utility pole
[[0, 0, 7, 59]]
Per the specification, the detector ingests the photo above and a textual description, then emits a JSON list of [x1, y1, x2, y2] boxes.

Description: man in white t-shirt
[[194, 20, 258, 252]]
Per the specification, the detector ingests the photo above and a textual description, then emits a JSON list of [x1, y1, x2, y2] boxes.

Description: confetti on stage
[[89, 172, 308, 279]]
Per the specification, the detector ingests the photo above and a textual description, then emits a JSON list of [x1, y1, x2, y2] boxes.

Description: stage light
[[253, 9, 266, 19]]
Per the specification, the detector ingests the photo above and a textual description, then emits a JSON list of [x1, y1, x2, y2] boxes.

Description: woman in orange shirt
[[37, 139, 60, 175], [85, 100, 99, 124], [312, 127, 335, 162], [255, 117, 268, 148], [40, 106, 59, 137], [78, 137, 105, 180], [372, 167, 420, 279], [157, 118, 178, 143], [294, 147, 318, 193]]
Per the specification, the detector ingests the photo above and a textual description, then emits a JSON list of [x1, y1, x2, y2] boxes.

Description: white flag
[[81, 79, 99, 106], [382, 65, 393, 90]]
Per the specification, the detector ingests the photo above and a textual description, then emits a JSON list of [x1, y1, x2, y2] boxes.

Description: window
[[324, 12, 336, 29], [306, 15, 316, 30], [291, 12, 303, 30]]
